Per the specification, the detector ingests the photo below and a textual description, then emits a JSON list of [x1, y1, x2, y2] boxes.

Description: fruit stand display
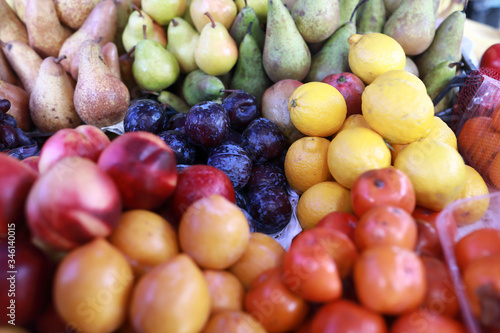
[[1, 0, 500, 332]]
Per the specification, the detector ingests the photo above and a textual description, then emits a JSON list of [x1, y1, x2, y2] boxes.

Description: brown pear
[[102, 42, 121, 80], [58, 0, 117, 79], [119, 46, 137, 94], [29, 56, 82, 132], [25, 0, 73, 58], [0, 47, 18, 85], [0, 79, 31, 131], [0, 0, 28, 44], [74, 40, 130, 128], [1, 40, 42, 95], [12, 0, 26, 23], [54, 0, 103, 30]]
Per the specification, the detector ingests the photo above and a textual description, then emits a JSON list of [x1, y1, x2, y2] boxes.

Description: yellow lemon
[[422, 116, 457, 149], [362, 77, 435, 144], [327, 127, 392, 189], [337, 114, 371, 133], [288, 82, 347, 137], [284, 136, 333, 194], [372, 69, 427, 95], [394, 140, 466, 211], [453, 165, 490, 226], [348, 33, 406, 84], [297, 181, 352, 230]]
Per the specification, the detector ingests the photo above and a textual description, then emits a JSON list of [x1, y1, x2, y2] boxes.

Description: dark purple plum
[[184, 101, 230, 148], [222, 129, 242, 146], [222, 91, 260, 131], [241, 209, 256, 233], [246, 162, 287, 191], [235, 190, 247, 210], [241, 118, 286, 163], [165, 113, 187, 133], [157, 130, 197, 165], [246, 185, 292, 234], [0, 99, 11, 113], [207, 144, 252, 190], [123, 99, 167, 133]]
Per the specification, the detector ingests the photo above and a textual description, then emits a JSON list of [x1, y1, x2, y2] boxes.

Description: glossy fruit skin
[[123, 99, 167, 133], [480, 43, 500, 70], [454, 228, 500, 271], [390, 309, 467, 333], [165, 113, 187, 133], [246, 162, 287, 191], [322, 72, 365, 117], [415, 218, 443, 259], [351, 167, 416, 217], [310, 299, 387, 333], [184, 101, 230, 147], [246, 185, 292, 234], [203, 270, 245, 314], [222, 91, 260, 132], [316, 211, 358, 241], [207, 144, 253, 190], [244, 267, 309, 333], [202, 311, 266, 333], [242, 118, 287, 163], [157, 130, 197, 165]]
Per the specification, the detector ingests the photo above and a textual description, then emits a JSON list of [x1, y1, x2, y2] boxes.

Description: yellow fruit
[[284, 136, 333, 194], [337, 114, 371, 133], [362, 77, 434, 144], [394, 140, 466, 211], [327, 127, 391, 189], [389, 143, 408, 165], [422, 116, 457, 150], [453, 165, 490, 226], [348, 33, 406, 84], [288, 82, 347, 137], [372, 69, 427, 95], [297, 181, 352, 230]]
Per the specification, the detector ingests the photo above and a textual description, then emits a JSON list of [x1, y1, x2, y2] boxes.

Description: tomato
[[354, 246, 427, 315], [391, 309, 466, 333], [315, 211, 358, 241], [412, 206, 439, 225], [351, 167, 416, 217], [310, 299, 387, 333], [415, 218, 443, 258], [203, 270, 245, 314], [354, 205, 418, 251], [480, 43, 500, 70], [454, 228, 500, 271], [202, 311, 266, 333], [244, 267, 309, 333], [282, 228, 345, 302]]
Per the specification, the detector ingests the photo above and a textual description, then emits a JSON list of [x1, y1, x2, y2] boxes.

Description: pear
[[182, 69, 225, 106], [339, 0, 359, 25], [167, 17, 199, 74], [151, 22, 168, 47], [141, 0, 187, 25], [114, 0, 133, 54], [54, 0, 102, 30], [25, 0, 73, 58], [383, 0, 436, 56], [292, 0, 339, 44], [5, 0, 13, 8], [230, 0, 265, 50], [423, 60, 461, 114], [0, 79, 31, 131], [235, 0, 268, 24], [29, 56, 82, 132], [122, 6, 155, 52], [263, 0, 310, 82], [404, 56, 419, 77], [0, 0, 28, 44], [102, 42, 121, 80], [384, 0, 402, 15], [74, 40, 130, 128], [58, 0, 117, 80], [119, 46, 137, 93], [231, 22, 272, 105], [1, 40, 42, 96], [190, 0, 237, 32], [0, 48, 18, 85], [195, 12, 238, 77], [152, 90, 190, 113], [356, 0, 386, 34], [12, 0, 26, 23]]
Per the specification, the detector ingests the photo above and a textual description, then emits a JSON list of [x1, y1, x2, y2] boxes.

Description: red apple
[[37, 125, 110, 174], [97, 131, 178, 210], [21, 156, 39, 174], [0, 154, 38, 236], [322, 73, 365, 117], [169, 164, 236, 220], [480, 43, 500, 70], [26, 156, 122, 251]]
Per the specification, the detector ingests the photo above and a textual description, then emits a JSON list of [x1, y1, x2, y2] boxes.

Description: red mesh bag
[[453, 67, 500, 189]]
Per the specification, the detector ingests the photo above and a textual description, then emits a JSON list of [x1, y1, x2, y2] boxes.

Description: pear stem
[[142, 24, 147, 40], [172, 18, 178, 27], [131, 3, 142, 17], [462, 0, 469, 12], [0, 40, 6, 48], [449, 61, 463, 69], [142, 90, 160, 96], [350, 0, 370, 23], [127, 45, 136, 58], [95, 36, 103, 44], [205, 12, 216, 28], [54, 55, 67, 64], [244, 0, 248, 7], [247, 21, 253, 35]]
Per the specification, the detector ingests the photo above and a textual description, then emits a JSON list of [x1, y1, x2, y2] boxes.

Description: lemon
[[422, 116, 457, 149], [336, 114, 371, 133], [362, 77, 435, 144], [348, 33, 406, 84], [327, 127, 392, 189], [288, 82, 347, 137], [453, 165, 490, 226], [297, 181, 352, 230], [394, 140, 466, 211], [284, 136, 333, 194], [372, 69, 427, 95]]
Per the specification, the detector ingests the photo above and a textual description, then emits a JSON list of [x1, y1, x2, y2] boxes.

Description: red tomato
[[315, 211, 358, 241], [351, 167, 416, 217], [415, 218, 443, 259], [244, 267, 309, 333], [412, 206, 439, 225], [454, 228, 500, 271], [480, 43, 500, 70], [391, 309, 466, 333]]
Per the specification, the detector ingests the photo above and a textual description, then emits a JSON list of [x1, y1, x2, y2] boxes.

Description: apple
[[26, 156, 122, 251], [480, 43, 500, 70], [97, 131, 178, 210], [322, 73, 365, 117], [37, 125, 110, 174], [0, 154, 38, 236], [20, 156, 39, 174]]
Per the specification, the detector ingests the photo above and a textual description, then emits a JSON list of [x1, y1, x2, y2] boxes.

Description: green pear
[[423, 60, 461, 114], [114, 0, 133, 54], [230, 22, 272, 105], [190, 0, 237, 32], [167, 17, 199, 74], [356, 0, 386, 34], [263, 0, 310, 82], [122, 7, 155, 52], [291, 0, 339, 43], [156, 90, 191, 113], [339, 0, 359, 25], [133, 39, 180, 92], [194, 12, 238, 76], [182, 69, 225, 106], [235, 0, 268, 24], [141, 0, 187, 26], [229, 0, 265, 49]]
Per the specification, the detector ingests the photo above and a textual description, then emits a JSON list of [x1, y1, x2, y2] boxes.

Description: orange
[[489, 152, 500, 189], [492, 103, 500, 131], [457, 116, 493, 157], [284, 136, 333, 194], [296, 181, 352, 230], [469, 131, 500, 177]]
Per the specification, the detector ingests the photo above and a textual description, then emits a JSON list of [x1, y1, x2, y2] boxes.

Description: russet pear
[[0, 48, 18, 85], [0, 0, 28, 44], [0, 79, 31, 131], [102, 42, 121, 80], [1, 40, 42, 95], [54, 0, 102, 30], [12, 0, 26, 23]]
